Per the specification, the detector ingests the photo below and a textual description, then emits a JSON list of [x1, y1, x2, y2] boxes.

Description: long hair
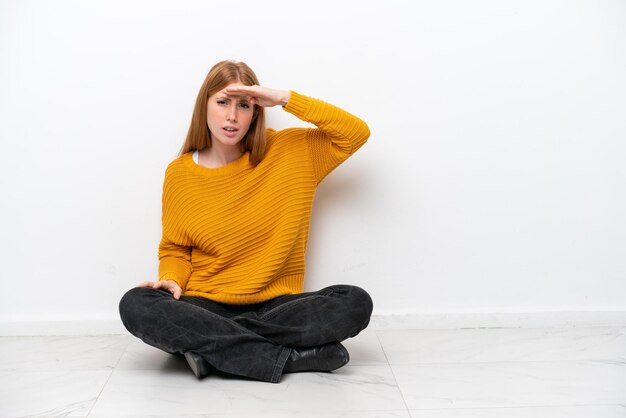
[[179, 60, 266, 165]]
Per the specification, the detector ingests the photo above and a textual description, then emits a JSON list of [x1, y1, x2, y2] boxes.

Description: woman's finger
[[225, 85, 258, 95], [136, 281, 154, 288], [135, 279, 181, 299]]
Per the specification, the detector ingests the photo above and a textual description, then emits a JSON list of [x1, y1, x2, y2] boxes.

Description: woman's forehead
[[215, 81, 247, 98]]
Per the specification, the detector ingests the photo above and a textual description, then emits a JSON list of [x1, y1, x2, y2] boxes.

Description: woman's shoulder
[[167, 152, 189, 166], [266, 126, 309, 141], [265, 127, 309, 154], [164, 152, 192, 176]]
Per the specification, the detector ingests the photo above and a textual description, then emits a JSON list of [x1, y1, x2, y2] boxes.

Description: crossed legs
[[119, 285, 373, 383]]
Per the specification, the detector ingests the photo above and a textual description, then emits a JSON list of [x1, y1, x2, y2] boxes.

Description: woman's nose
[[226, 104, 237, 122]]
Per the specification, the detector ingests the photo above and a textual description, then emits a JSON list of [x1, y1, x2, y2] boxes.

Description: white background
[[1, 0, 625, 324]]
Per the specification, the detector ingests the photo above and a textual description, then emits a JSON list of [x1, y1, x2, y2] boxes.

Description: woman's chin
[[214, 136, 243, 148]]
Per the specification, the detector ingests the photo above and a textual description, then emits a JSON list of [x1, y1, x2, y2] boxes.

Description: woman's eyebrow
[[216, 92, 251, 101]]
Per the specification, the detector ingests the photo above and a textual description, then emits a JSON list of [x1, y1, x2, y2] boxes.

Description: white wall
[[1, 0, 625, 327]]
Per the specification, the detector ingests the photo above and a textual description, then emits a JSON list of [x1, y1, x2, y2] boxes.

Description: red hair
[[179, 60, 266, 165]]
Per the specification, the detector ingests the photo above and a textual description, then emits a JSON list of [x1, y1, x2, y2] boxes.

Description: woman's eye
[[239, 102, 250, 109], [216, 100, 226, 105]]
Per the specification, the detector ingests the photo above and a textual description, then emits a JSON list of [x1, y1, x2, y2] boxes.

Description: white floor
[[1, 326, 625, 417]]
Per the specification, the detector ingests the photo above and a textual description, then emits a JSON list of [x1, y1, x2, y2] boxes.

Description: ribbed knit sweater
[[158, 91, 370, 304]]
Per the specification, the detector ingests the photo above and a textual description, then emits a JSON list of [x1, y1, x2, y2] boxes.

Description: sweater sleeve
[[283, 91, 370, 184], [157, 162, 192, 289], [158, 235, 192, 289]]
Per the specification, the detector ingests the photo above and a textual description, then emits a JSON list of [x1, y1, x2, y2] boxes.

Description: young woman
[[119, 60, 373, 383]]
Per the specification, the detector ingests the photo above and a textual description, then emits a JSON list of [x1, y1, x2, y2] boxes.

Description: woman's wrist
[[280, 90, 291, 107]]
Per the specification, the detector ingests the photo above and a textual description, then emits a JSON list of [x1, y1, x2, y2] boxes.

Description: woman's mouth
[[222, 126, 239, 137]]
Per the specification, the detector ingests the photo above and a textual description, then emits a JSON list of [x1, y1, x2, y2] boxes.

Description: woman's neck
[[199, 144, 243, 168]]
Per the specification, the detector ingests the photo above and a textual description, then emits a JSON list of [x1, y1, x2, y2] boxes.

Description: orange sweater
[[158, 91, 370, 304]]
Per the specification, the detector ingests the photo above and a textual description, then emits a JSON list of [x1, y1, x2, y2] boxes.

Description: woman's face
[[206, 81, 255, 149]]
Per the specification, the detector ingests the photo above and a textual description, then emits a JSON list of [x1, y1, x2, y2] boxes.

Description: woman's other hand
[[224, 85, 291, 108], [136, 280, 183, 300]]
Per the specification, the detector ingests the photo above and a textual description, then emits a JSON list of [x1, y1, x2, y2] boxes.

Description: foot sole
[[184, 351, 210, 379]]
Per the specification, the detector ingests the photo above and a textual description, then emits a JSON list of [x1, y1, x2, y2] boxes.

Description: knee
[[332, 285, 373, 338], [118, 287, 154, 330], [327, 285, 373, 324], [347, 285, 373, 321]]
